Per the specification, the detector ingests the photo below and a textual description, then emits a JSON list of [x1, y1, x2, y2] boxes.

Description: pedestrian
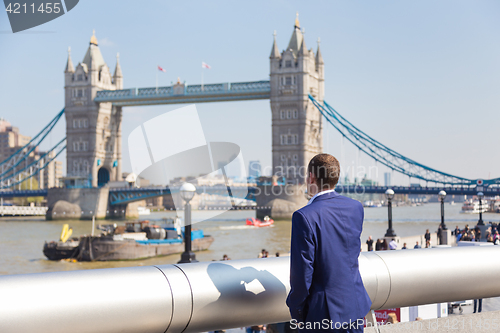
[[275, 252, 280, 257], [437, 225, 442, 245], [258, 249, 266, 258], [414, 241, 421, 249], [375, 239, 382, 251], [452, 226, 460, 236], [387, 313, 398, 324], [424, 229, 431, 246], [247, 325, 266, 333], [366, 235, 374, 251], [402, 242, 407, 249], [382, 239, 388, 250], [286, 154, 371, 333], [389, 238, 397, 250]]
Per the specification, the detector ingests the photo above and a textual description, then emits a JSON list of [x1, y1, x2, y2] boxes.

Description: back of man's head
[[308, 154, 340, 190]]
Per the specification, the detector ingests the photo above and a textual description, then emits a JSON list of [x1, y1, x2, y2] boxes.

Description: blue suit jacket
[[286, 191, 371, 327]]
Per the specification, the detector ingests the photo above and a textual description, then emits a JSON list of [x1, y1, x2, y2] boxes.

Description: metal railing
[[1, 246, 499, 333]]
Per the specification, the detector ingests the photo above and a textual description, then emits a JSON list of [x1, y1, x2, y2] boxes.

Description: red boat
[[246, 216, 274, 227]]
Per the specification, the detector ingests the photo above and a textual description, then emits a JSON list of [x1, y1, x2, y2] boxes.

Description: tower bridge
[[63, 17, 323, 190], [4, 16, 499, 219]]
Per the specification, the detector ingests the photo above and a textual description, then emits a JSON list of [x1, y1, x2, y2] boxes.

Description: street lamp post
[[178, 183, 198, 264], [438, 190, 447, 231], [477, 192, 484, 226], [438, 190, 447, 245], [384, 189, 397, 237]]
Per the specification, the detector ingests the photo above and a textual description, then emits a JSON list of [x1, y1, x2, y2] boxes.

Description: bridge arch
[[97, 167, 110, 187]]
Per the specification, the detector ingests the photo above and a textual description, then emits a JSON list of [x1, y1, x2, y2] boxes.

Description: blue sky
[[1, 0, 499, 185]]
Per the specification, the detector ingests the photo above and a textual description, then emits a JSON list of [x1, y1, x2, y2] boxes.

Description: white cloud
[[99, 37, 115, 47]]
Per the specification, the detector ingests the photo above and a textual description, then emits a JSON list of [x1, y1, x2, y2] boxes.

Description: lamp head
[[438, 190, 447, 201], [180, 182, 196, 203], [477, 192, 484, 199], [385, 189, 395, 200]]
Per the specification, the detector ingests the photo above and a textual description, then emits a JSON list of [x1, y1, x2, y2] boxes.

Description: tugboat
[[43, 219, 214, 261], [246, 216, 274, 227]]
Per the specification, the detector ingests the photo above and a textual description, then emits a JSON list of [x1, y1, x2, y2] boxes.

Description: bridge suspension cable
[[309, 95, 499, 187], [0, 109, 66, 189], [0, 139, 66, 189]]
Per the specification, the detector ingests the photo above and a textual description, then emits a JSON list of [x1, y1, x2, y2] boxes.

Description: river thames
[[2, 201, 499, 313], [1, 202, 499, 276]]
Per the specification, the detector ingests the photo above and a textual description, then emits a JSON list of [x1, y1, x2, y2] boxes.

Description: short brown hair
[[307, 154, 340, 190]]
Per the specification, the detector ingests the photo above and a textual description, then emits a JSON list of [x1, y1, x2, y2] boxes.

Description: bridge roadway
[[94, 80, 271, 106], [0, 185, 496, 205]]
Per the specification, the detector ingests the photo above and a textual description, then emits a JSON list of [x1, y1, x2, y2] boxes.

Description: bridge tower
[[64, 31, 123, 187], [270, 14, 324, 184]]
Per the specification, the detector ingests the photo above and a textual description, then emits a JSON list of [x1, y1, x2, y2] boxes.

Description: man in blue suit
[[286, 154, 372, 332]]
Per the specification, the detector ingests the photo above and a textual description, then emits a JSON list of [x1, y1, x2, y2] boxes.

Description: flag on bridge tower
[[201, 62, 211, 91], [156, 65, 166, 93]]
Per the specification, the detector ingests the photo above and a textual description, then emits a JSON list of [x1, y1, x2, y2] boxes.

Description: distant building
[[248, 160, 261, 178], [361, 175, 378, 186], [0, 118, 62, 189], [0, 119, 31, 161], [38, 151, 63, 189], [384, 172, 391, 187]]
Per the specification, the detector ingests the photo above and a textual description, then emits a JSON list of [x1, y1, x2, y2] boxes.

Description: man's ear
[[308, 172, 315, 184]]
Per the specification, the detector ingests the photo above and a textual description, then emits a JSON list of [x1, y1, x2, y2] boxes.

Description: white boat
[[460, 199, 488, 214], [363, 200, 382, 208], [138, 206, 151, 215]]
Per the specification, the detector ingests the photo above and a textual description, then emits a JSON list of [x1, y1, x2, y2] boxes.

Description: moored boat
[[43, 239, 80, 260], [43, 219, 214, 261]]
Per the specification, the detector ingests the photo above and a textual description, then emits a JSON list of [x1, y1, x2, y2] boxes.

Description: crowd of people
[[453, 224, 500, 244], [365, 223, 500, 253], [365, 228, 442, 251]]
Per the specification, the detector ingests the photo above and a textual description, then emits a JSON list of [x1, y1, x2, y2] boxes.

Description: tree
[[12, 176, 44, 206]]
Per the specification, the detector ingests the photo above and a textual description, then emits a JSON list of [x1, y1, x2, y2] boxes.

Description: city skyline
[[1, 1, 499, 186]]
